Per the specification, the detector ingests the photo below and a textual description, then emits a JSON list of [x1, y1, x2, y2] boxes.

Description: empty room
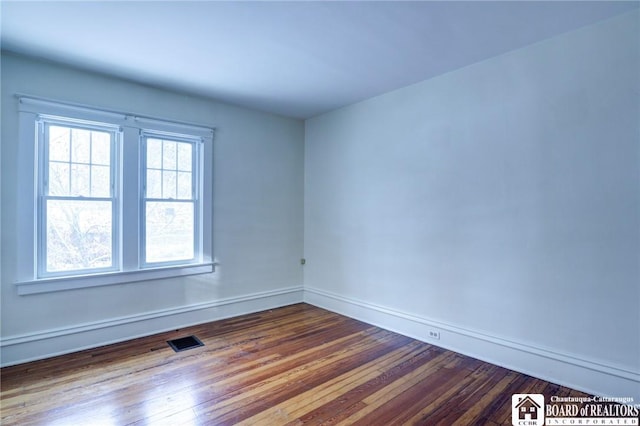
[[1, 1, 639, 425]]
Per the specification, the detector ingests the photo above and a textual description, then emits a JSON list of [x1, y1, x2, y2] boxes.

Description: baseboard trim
[[3, 285, 638, 401], [0, 286, 304, 367], [304, 287, 640, 400]]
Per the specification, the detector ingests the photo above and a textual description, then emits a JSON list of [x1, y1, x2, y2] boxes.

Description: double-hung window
[[40, 119, 119, 276], [16, 97, 214, 295], [142, 134, 199, 265]]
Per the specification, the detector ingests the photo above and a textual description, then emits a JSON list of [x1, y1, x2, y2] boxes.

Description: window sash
[[41, 198, 117, 276], [143, 199, 197, 266]]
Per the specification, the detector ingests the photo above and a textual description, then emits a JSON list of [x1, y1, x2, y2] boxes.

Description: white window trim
[[16, 263, 215, 295], [15, 95, 215, 295]]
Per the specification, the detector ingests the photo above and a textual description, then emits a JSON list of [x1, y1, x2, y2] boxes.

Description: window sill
[[15, 263, 215, 295]]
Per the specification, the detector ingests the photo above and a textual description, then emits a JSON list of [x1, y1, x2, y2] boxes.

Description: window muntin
[[39, 121, 118, 276], [142, 136, 199, 266]]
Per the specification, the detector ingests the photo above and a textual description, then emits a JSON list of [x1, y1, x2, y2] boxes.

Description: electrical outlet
[[428, 330, 440, 340]]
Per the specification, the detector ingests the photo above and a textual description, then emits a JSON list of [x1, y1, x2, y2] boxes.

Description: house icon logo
[[512, 394, 544, 426]]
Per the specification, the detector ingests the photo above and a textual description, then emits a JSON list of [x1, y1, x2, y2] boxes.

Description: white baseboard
[[0, 286, 304, 367], [304, 287, 640, 401]]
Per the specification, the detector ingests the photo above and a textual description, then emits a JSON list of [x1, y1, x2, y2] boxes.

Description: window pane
[[147, 169, 162, 198], [162, 140, 177, 169], [71, 164, 90, 196], [46, 199, 112, 272], [49, 126, 70, 162], [145, 201, 194, 263], [147, 138, 162, 169], [177, 172, 192, 199], [163, 170, 177, 199], [49, 162, 70, 196], [177, 143, 192, 172], [91, 132, 111, 166], [71, 128, 91, 163], [91, 165, 111, 197]]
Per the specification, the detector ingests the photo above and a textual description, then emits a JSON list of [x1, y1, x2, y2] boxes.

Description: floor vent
[[167, 335, 204, 352]]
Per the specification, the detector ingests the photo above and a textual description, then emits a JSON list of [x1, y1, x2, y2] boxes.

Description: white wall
[[304, 11, 639, 399], [0, 52, 305, 364]]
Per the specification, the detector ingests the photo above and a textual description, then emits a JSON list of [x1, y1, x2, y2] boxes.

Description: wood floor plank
[[239, 341, 428, 426], [194, 331, 410, 424], [1, 303, 596, 426], [338, 352, 465, 425]]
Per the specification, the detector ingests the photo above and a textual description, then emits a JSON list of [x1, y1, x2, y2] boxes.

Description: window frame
[[140, 131, 202, 268], [15, 96, 215, 295], [37, 116, 121, 278]]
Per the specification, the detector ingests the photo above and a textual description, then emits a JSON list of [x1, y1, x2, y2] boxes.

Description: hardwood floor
[[1, 303, 590, 425]]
